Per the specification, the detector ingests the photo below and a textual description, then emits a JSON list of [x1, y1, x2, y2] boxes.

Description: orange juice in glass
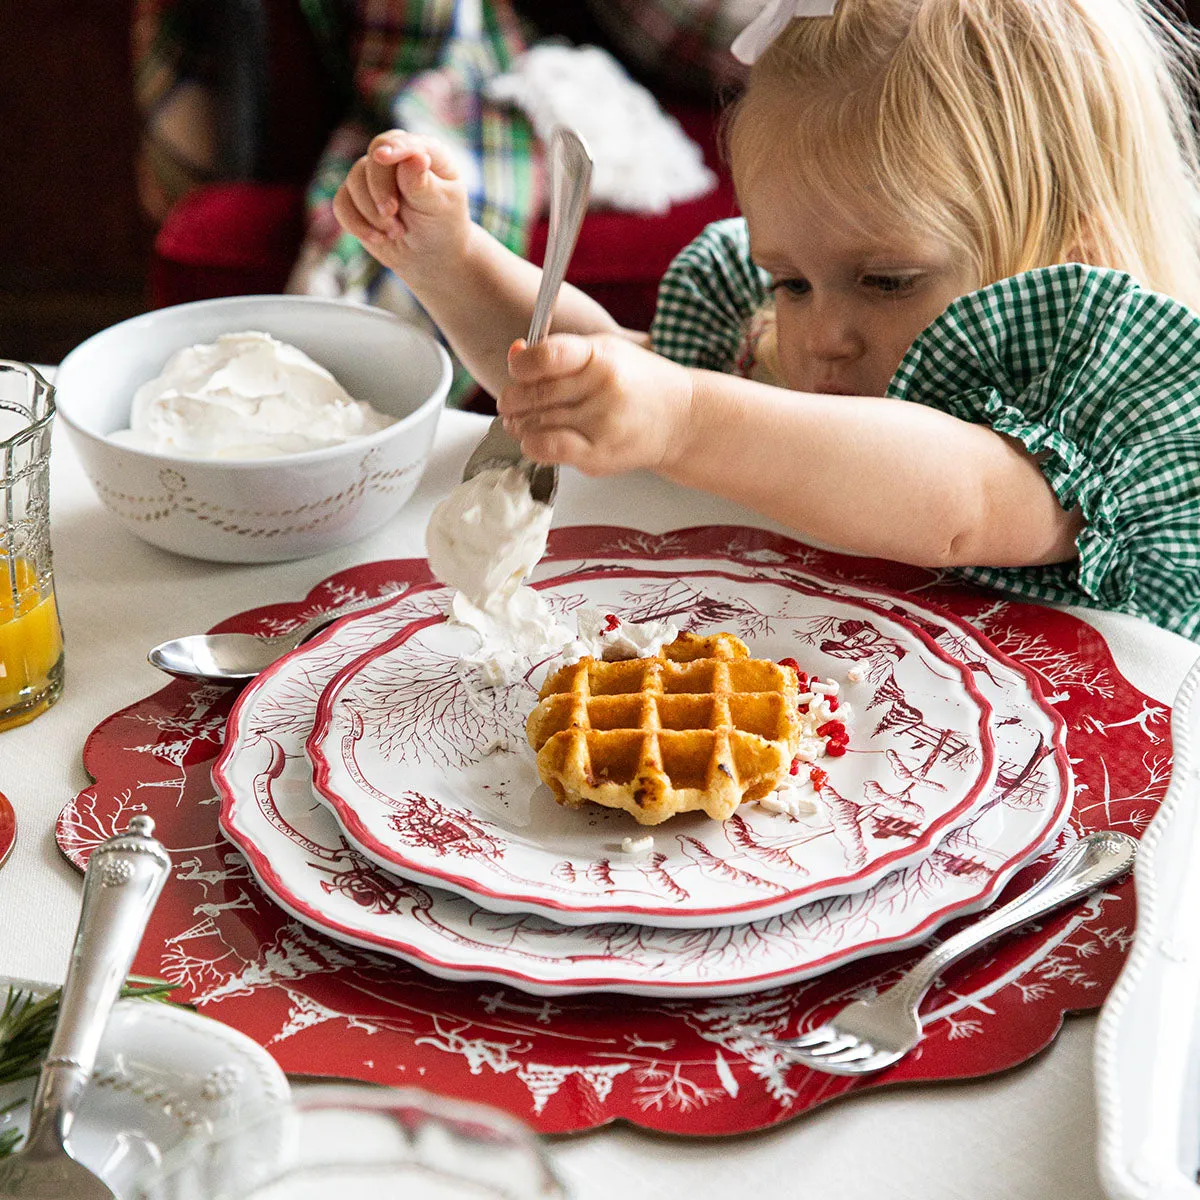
[[0, 362, 63, 730]]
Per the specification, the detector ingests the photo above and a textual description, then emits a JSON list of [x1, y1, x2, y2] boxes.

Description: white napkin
[[486, 43, 717, 215]]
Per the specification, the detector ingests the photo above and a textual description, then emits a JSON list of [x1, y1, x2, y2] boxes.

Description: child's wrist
[[657, 368, 699, 477], [398, 221, 478, 296]]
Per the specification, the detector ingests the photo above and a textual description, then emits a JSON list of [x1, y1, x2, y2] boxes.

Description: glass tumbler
[[0, 361, 63, 730], [133, 1083, 568, 1200]]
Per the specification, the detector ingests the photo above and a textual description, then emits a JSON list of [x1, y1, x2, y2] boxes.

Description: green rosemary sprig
[[0, 976, 181, 1159]]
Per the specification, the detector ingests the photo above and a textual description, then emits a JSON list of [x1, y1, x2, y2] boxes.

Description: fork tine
[[788, 1025, 838, 1050], [805, 1047, 906, 1076], [789, 1050, 892, 1076], [800, 1033, 861, 1058], [809, 1041, 879, 1066]]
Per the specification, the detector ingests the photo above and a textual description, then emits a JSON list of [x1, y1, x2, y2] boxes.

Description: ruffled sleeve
[[650, 218, 771, 372], [889, 264, 1200, 639]]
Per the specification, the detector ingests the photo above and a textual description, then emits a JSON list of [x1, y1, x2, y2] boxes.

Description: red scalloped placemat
[[57, 527, 1168, 1135]]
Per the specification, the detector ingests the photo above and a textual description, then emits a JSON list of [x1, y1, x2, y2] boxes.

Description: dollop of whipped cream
[[560, 607, 680, 664], [426, 465, 570, 683], [111, 331, 395, 458]]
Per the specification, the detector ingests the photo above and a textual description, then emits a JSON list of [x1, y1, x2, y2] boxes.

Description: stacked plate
[[213, 544, 1072, 998]]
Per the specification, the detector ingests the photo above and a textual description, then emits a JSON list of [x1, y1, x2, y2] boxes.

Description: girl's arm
[[675, 370, 1082, 567], [412, 224, 626, 397], [500, 335, 1082, 569], [333, 130, 623, 399]]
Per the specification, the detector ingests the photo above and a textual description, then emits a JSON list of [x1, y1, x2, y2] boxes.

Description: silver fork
[[0, 817, 171, 1199], [461, 125, 593, 506], [737, 830, 1137, 1076]]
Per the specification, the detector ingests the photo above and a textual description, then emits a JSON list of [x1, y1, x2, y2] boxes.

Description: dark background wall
[[1, 0, 151, 364]]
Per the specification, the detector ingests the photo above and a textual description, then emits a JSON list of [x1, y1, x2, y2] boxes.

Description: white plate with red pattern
[[305, 567, 997, 928], [213, 561, 1071, 997]]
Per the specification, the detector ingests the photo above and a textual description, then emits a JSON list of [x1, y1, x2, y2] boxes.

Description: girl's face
[[739, 160, 980, 397]]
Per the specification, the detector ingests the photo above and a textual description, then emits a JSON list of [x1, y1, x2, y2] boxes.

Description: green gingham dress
[[650, 218, 1200, 641]]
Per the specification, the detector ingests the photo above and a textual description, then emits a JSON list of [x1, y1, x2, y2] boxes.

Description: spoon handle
[[527, 128, 593, 346], [23, 816, 170, 1156], [278, 584, 410, 646]]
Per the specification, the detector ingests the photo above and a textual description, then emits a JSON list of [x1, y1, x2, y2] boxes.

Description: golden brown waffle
[[526, 632, 804, 825]]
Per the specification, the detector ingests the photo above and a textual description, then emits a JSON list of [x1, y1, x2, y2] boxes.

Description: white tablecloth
[[2, 405, 1197, 1200]]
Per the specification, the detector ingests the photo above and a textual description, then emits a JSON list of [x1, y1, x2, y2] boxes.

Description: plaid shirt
[[294, 2, 534, 279], [651, 219, 1200, 640]]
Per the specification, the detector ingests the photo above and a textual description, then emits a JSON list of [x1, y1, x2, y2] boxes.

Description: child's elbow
[[914, 489, 1082, 570]]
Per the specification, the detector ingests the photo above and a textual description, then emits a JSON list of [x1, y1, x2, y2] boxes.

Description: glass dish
[[133, 1082, 567, 1200]]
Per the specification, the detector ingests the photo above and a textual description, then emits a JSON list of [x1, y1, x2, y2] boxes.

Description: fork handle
[[24, 816, 171, 1156], [890, 831, 1137, 1012]]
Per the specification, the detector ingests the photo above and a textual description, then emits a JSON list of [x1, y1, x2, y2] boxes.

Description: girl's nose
[[804, 297, 861, 360]]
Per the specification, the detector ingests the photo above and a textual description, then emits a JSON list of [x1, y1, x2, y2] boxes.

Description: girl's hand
[[498, 334, 694, 476], [332, 130, 472, 283]]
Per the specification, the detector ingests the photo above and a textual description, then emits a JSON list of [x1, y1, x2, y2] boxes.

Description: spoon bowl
[[148, 632, 299, 683]]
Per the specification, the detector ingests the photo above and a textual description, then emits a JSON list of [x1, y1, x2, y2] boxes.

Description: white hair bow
[[731, 0, 838, 64]]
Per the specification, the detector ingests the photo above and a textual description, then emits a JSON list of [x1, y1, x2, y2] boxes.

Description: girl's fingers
[[365, 132, 464, 219], [498, 374, 591, 417], [507, 335, 595, 383], [332, 188, 377, 243], [364, 152, 406, 220], [372, 133, 462, 182], [516, 426, 596, 471], [370, 131, 462, 207], [504, 402, 589, 437], [341, 163, 395, 236]]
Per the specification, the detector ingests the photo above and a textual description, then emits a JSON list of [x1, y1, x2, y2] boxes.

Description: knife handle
[[24, 815, 171, 1152]]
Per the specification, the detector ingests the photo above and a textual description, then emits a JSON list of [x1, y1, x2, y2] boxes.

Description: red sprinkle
[[817, 720, 848, 740], [789, 755, 803, 776], [778, 657, 807, 687], [809, 766, 829, 789], [824, 741, 848, 758], [827, 695, 839, 712], [603, 613, 620, 632]]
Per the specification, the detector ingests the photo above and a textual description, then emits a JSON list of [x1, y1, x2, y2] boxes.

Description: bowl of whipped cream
[[55, 295, 451, 562]]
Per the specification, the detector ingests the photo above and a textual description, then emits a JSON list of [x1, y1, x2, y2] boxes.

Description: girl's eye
[[862, 273, 919, 294], [771, 278, 811, 298]]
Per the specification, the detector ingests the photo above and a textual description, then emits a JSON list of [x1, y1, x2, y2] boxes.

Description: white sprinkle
[[620, 835, 655, 855], [482, 737, 514, 756], [760, 788, 819, 818], [810, 678, 839, 695], [846, 666, 865, 684]]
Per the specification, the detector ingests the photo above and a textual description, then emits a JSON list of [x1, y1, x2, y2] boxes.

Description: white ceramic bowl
[[55, 295, 451, 563]]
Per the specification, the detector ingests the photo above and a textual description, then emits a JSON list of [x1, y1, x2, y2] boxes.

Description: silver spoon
[[148, 586, 408, 683], [0, 816, 170, 1200], [461, 126, 593, 505]]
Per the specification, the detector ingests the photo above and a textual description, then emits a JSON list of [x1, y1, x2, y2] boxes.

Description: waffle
[[526, 631, 804, 825]]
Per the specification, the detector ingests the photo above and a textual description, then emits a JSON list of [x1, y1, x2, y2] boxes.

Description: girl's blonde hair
[[727, 0, 1200, 309]]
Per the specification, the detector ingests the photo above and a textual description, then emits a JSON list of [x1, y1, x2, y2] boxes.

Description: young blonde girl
[[334, 0, 1200, 638]]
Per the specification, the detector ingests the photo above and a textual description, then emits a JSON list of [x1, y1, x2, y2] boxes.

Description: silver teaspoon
[[461, 126, 593, 505], [148, 585, 408, 683]]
